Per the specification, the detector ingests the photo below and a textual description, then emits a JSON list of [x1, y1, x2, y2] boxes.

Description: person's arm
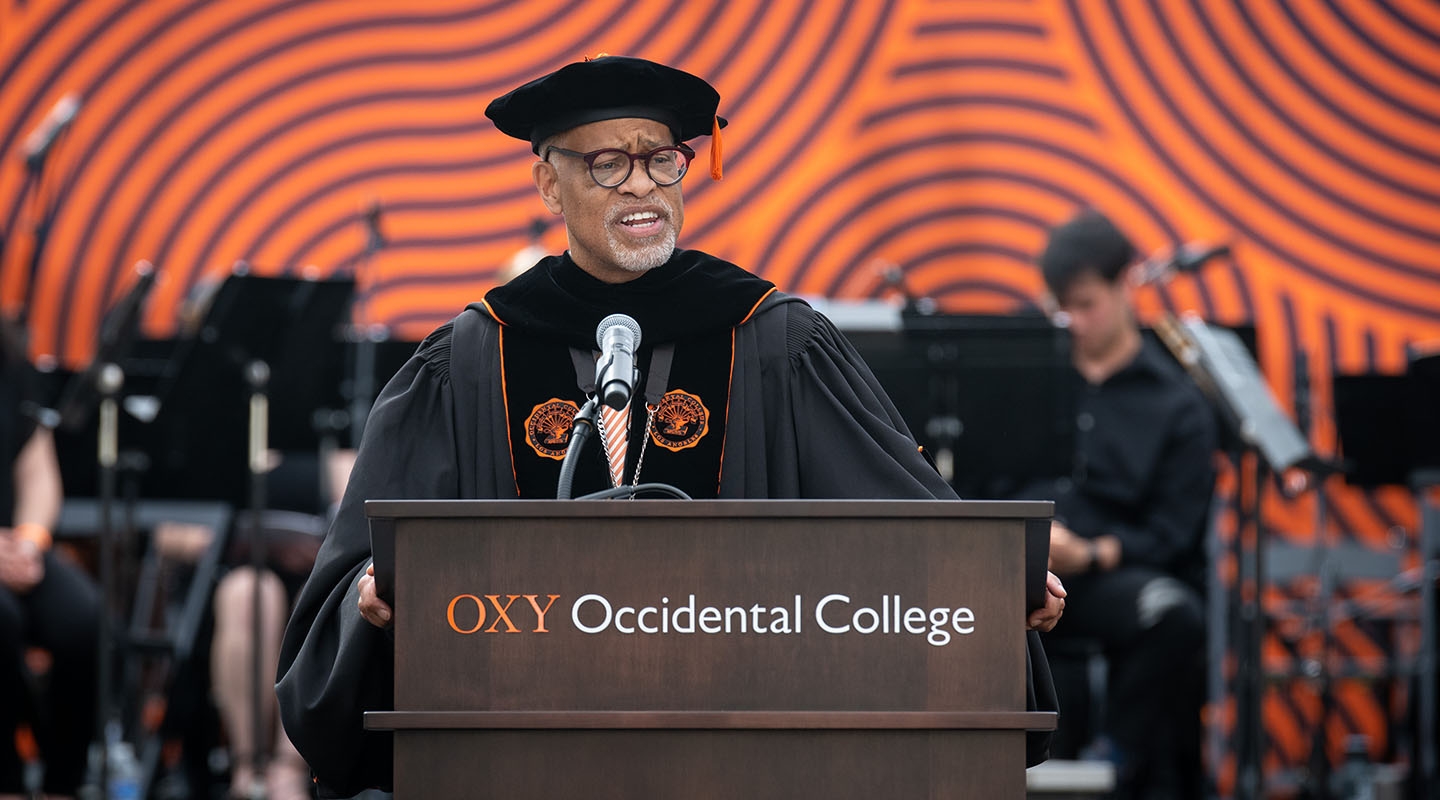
[[13, 424, 62, 534], [1, 425, 61, 592], [1049, 522, 1123, 576]]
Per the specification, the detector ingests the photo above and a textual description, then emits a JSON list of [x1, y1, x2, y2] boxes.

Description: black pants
[[1043, 565, 1206, 800], [0, 551, 101, 794]]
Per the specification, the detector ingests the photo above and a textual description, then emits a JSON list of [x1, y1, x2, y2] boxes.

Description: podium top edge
[[364, 709, 1058, 731], [364, 498, 1054, 520]]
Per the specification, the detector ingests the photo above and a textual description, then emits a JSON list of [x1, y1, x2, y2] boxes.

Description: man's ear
[[1116, 276, 1136, 307], [533, 160, 563, 214]]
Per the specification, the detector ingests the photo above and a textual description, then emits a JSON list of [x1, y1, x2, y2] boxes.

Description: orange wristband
[[14, 523, 52, 552]]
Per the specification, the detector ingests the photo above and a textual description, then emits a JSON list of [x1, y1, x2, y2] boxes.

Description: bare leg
[[265, 728, 312, 800], [211, 567, 288, 798]]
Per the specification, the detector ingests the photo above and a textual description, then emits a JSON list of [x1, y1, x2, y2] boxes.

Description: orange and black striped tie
[[599, 401, 629, 486]]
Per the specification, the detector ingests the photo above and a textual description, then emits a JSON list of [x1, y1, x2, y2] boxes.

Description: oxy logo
[[445, 593, 561, 634]]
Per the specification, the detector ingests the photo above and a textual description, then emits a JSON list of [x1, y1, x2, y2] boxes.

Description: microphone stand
[[556, 398, 598, 500], [0, 169, 37, 316], [17, 137, 66, 329], [347, 327, 380, 449], [557, 317, 650, 500], [93, 362, 124, 795], [1416, 474, 1439, 800], [346, 201, 386, 446], [3, 95, 76, 323], [244, 360, 271, 800], [1293, 349, 1339, 800], [312, 408, 349, 516], [1232, 448, 1268, 800], [554, 397, 690, 501]]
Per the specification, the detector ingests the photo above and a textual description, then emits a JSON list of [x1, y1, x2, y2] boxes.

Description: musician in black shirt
[[1037, 210, 1217, 800]]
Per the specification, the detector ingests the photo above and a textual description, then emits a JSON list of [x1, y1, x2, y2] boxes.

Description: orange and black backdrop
[[2, 0, 1438, 789]]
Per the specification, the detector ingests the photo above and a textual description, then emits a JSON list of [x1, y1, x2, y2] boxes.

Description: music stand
[[1334, 375, 1417, 487], [1162, 316, 1319, 800], [1178, 319, 1313, 474], [1334, 359, 1440, 488], [144, 271, 355, 505], [1333, 361, 1440, 800], [900, 313, 1075, 500]]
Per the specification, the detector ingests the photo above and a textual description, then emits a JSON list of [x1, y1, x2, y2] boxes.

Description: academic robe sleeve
[[746, 300, 957, 500], [276, 325, 462, 798]]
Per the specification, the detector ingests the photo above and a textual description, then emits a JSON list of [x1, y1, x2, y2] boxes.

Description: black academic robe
[[276, 250, 1057, 797]]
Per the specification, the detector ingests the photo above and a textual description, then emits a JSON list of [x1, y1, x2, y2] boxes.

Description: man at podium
[[277, 55, 1065, 797]]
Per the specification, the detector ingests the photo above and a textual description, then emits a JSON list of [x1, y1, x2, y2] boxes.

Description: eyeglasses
[[544, 143, 695, 188]]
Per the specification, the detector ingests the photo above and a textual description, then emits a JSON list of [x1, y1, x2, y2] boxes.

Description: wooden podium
[[364, 499, 1056, 799]]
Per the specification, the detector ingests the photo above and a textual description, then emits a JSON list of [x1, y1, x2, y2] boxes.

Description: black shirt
[[1, 353, 39, 526], [1052, 337, 1218, 588]]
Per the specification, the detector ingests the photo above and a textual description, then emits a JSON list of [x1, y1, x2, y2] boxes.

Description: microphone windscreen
[[596, 313, 641, 349]]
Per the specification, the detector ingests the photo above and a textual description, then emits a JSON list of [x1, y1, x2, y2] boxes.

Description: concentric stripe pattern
[[2, 0, 1438, 785]]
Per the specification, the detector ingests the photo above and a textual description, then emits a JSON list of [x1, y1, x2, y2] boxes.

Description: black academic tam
[[485, 55, 727, 153]]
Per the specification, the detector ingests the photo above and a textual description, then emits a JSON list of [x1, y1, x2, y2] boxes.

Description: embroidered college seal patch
[[650, 389, 709, 452], [525, 398, 579, 459]]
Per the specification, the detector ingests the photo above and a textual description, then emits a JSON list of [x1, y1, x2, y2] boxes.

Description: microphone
[[878, 260, 937, 316], [595, 314, 641, 410], [1171, 242, 1231, 272], [1132, 241, 1231, 286], [23, 93, 82, 171], [362, 199, 385, 253], [879, 261, 912, 300]]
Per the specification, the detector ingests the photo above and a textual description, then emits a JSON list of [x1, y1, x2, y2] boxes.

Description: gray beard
[[605, 225, 677, 274]]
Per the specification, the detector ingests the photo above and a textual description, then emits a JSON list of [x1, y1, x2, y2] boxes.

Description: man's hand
[[0, 530, 44, 593], [1027, 571, 1066, 632], [357, 563, 393, 629]]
